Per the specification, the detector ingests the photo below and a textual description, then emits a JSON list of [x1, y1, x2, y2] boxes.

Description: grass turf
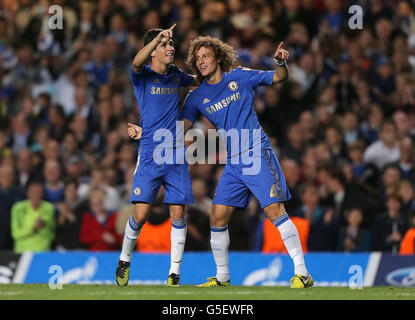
[[0, 284, 414, 300]]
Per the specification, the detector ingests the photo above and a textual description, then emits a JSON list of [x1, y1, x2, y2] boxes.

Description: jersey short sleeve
[[131, 66, 147, 87], [181, 72, 194, 87], [181, 92, 200, 123], [170, 66, 194, 87], [238, 67, 274, 88]]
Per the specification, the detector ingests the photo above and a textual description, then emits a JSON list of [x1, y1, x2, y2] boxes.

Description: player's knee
[[264, 202, 286, 220], [169, 205, 185, 220], [210, 205, 228, 227], [133, 212, 148, 224], [210, 217, 227, 228], [133, 203, 151, 224]]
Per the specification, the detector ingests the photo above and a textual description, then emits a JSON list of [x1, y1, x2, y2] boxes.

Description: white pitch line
[[86, 291, 260, 295], [0, 291, 24, 295]]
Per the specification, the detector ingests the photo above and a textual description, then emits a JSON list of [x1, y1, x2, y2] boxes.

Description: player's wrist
[[274, 58, 286, 66]]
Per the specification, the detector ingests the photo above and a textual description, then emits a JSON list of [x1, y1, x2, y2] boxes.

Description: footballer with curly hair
[[181, 36, 313, 288]]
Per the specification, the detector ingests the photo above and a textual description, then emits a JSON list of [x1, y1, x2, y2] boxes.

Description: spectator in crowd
[[299, 146, 318, 185], [30, 124, 50, 154], [80, 189, 121, 251], [297, 110, 317, 145], [42, 138, 60, 161], [261, 214, 309, 254], [347, 139, 379, 196], [372, 193, 408, 253], [337, 208, 371, 252], [114, 166, 136, 237], [117, 165, 135, 205], [360, 104, 384, 145], [393, 111, 411, 139], [132, 188, 172, 253], [15, 148, 41, 189], [72, 0, 100, 42], [47, 104, 68, 142], [77, 166, 122, 212], [295, 183, 324, 223], [325, 168, 378, 226], [324, 125, 348, 165], [11, 179, 55, 253], [55, 178, 87, 250], [307, 206, 339, 252], [341, 111, 364, 146], [31, 92, 52, 129], [398, 179, 415, 218], [393, 135, 415, 181], [0, 162, 26, 250], [185, 178, 211, 251], [399, 210, 415, 255], [43, 158, 65, 204], [279, 157, 303, 213], [280, 122, 304, 164], [136, 206, 172, 253], [335, 53, 357, 114], [378, 165, 403, 203], [61, 131, 88, 169], [10, 113, 32, 155], [363, 120, 401, 171], [292, 182, 340, 252]]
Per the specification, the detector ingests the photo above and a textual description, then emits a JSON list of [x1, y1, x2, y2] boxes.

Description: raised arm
[[132, 24, 176, 73], [272, 42, 290, 84]]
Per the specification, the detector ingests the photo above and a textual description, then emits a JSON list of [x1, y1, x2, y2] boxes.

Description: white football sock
[[210, 225, 230, 283], [273, 213, 308, 276], [169, 217, 187, 275], [119, 216, 143, 262]]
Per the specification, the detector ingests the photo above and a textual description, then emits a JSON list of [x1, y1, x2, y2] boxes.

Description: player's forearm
[[183, 118, 193, 134], [272, 63, 289, 84], [132, 37, 161, 72]]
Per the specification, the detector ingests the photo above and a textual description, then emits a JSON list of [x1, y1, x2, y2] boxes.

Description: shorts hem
[[260, 196, 291, 208], [163, 199, 195, 205], [212, 200, 247, 210]]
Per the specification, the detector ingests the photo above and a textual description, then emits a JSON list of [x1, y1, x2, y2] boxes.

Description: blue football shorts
[[129, 147, 194, 205], [212, 148, 291, 209]]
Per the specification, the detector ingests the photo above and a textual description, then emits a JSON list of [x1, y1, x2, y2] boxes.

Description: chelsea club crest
[[133, 187, 141, 195], [228, 81, 238, 91]]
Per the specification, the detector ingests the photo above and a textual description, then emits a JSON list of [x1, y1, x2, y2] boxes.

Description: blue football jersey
[[132, 64, 193, 149], [181, 67, 275, 159]]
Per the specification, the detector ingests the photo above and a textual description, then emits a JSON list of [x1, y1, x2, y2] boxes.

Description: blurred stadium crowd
[[0, 0, 415, 255]]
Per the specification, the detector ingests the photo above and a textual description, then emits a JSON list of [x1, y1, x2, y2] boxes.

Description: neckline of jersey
[[148, 63, 172, 76], [203, 71, 225, 87]]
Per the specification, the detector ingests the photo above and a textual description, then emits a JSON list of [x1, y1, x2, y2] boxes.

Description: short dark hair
[[64, 177, 79, 189], [328, 168, 347, 186], [144, 29, 162, 46], [386, 192, 403, 204], [26, 177, 44, 189]]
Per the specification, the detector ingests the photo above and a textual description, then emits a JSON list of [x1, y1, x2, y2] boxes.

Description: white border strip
[[363, 252, 381, 287], [12, 252, 33, 283]]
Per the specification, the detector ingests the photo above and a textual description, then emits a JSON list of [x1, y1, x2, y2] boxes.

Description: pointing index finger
[[277, 42, 284, 51], [169, 23, 177, 31]]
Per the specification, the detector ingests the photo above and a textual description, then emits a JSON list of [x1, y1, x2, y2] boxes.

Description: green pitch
[[0, 284, 415, 300]]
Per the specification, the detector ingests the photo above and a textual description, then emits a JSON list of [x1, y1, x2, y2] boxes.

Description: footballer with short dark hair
[[115, 24, 195, 287]]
